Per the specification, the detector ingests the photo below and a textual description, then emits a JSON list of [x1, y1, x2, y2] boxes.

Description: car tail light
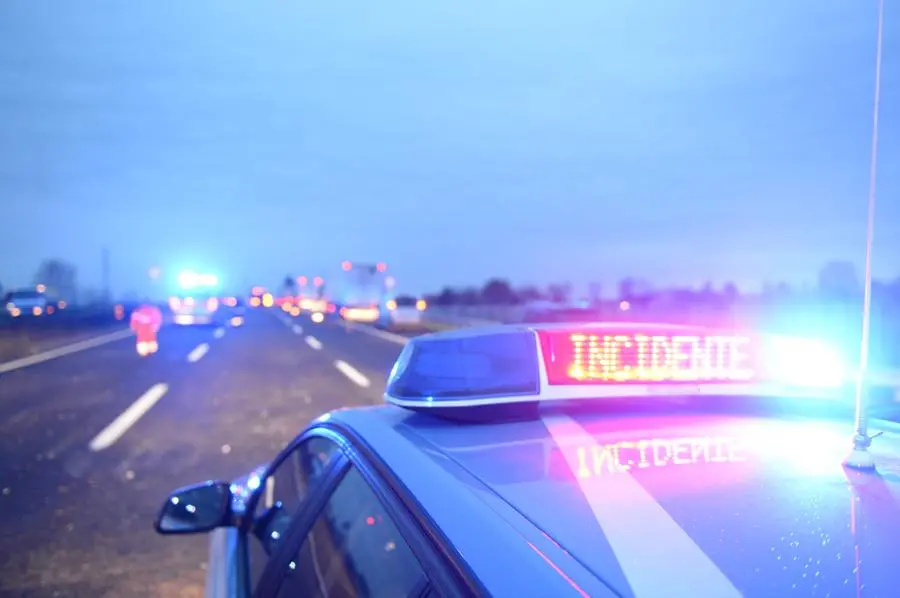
[[207, 297, 218, 311]]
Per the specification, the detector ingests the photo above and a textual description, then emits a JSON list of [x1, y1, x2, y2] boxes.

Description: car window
[[274, 466, 425, 598], [6, 291, 42, 302], [249, 436, 341, 589]]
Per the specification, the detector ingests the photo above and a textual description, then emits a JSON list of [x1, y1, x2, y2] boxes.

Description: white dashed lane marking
[[88, 383, 169, 451], [292, 324, 303, 335], [213, 327, 225, 338], [334, 360, 370, 388], [305, 336, 322, 350], [187, 343, 209, 362]]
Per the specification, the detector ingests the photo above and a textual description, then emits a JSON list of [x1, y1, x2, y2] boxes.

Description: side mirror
[[155, 480, 233, 535]]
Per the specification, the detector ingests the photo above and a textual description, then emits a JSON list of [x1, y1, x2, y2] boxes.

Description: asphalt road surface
[[0, 309, 423, 598]]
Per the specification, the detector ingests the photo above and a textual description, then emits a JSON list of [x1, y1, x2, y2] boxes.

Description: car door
[[252, 446, 474, 598], [263, 464, 429, 598], [245, 433, 346, 593]]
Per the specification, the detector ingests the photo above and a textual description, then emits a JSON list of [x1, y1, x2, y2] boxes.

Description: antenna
[[844, 0, 885, 471]]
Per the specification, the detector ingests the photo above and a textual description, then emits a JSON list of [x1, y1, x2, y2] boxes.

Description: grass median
[[0, 311, 128, 363]]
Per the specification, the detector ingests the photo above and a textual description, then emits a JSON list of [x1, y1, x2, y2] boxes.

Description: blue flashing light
[[178, 270, 219, 290], [386, 329, 540, 402]]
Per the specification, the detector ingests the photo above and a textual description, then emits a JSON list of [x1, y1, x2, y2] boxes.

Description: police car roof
[[323, 323, 900, 596], [329, 402, 900, 597]]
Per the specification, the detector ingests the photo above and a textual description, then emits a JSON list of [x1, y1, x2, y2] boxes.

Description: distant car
[[168, 293, 222, 326], [339, 303, 380, 323], [154, 322, 900, 598], [384, 295, 427, 328], [4, 290, 51, 317], [221, 296, 246, 326]]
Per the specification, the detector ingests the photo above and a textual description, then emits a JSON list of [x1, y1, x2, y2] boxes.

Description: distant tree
[[546, 283, 570, 304], [762, 281, 793, 301], [435, 287, 460, 306], [588, 283, 602, 306], [33, 259, 77, 301], [516, 286, 544, 303], [817, 261, 859, 298], [691, 282, 713, 308], [283, 275, 297, 294], [481, 279, 516, 304], [618, 277, 654, 303], [618, 278, 633, 300], [722, 281, 739, 303], [458, 287, 481, 305]]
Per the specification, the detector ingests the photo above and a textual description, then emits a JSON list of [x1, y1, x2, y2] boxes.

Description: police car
[[169, 293, 222, 326], [154, 322, 900, 597]]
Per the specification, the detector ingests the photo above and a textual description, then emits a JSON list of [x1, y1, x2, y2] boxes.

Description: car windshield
[[394, 296, 418, 307], [4, 291, 42, 302], [1, 2, 894, 596]]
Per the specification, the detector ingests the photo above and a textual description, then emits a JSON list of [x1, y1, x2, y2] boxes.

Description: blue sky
[[0, 0, 897, 297]]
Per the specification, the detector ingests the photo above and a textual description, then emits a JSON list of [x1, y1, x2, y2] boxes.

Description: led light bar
[[383, 323, 852, 415]]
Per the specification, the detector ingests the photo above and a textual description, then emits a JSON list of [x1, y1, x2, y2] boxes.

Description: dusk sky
[[1, 1, 898, 297]]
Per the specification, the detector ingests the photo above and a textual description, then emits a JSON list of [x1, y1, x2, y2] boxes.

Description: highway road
[[0, 308, 424, 598]]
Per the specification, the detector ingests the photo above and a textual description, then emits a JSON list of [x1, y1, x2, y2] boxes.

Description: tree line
[[421, 260, 900, 308]]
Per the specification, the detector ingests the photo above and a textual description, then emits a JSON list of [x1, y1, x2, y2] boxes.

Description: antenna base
[[843, 437, 877, 471]]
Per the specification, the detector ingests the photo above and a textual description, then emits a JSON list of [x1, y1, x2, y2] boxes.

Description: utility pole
[[101, 246, 110, 302]]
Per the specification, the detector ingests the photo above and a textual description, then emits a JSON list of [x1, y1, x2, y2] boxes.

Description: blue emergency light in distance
[[178, 270, 219, 290], [383, 323, 851, 419]]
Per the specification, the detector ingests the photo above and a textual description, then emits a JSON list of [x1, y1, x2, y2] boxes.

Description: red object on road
[[130, 304, 163, 356]]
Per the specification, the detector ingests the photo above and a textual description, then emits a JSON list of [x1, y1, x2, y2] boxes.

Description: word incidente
[[568, 333, 754, 382], [573, 436, 745, 477]]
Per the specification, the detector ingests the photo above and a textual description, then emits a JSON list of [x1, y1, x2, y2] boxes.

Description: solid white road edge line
[[187, 343, 209, 362], [334, 360, 370, 388], [305, 336, 322, 350], [0, 328, 133, 374], [88, 383, 169, 451], [350, 324, 409, 345]]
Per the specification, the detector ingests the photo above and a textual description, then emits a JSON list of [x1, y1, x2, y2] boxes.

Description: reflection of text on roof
[[573, 436, 745, 477]]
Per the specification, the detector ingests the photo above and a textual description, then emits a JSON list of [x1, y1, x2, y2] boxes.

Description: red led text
[[567, 333, 753, 382]]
